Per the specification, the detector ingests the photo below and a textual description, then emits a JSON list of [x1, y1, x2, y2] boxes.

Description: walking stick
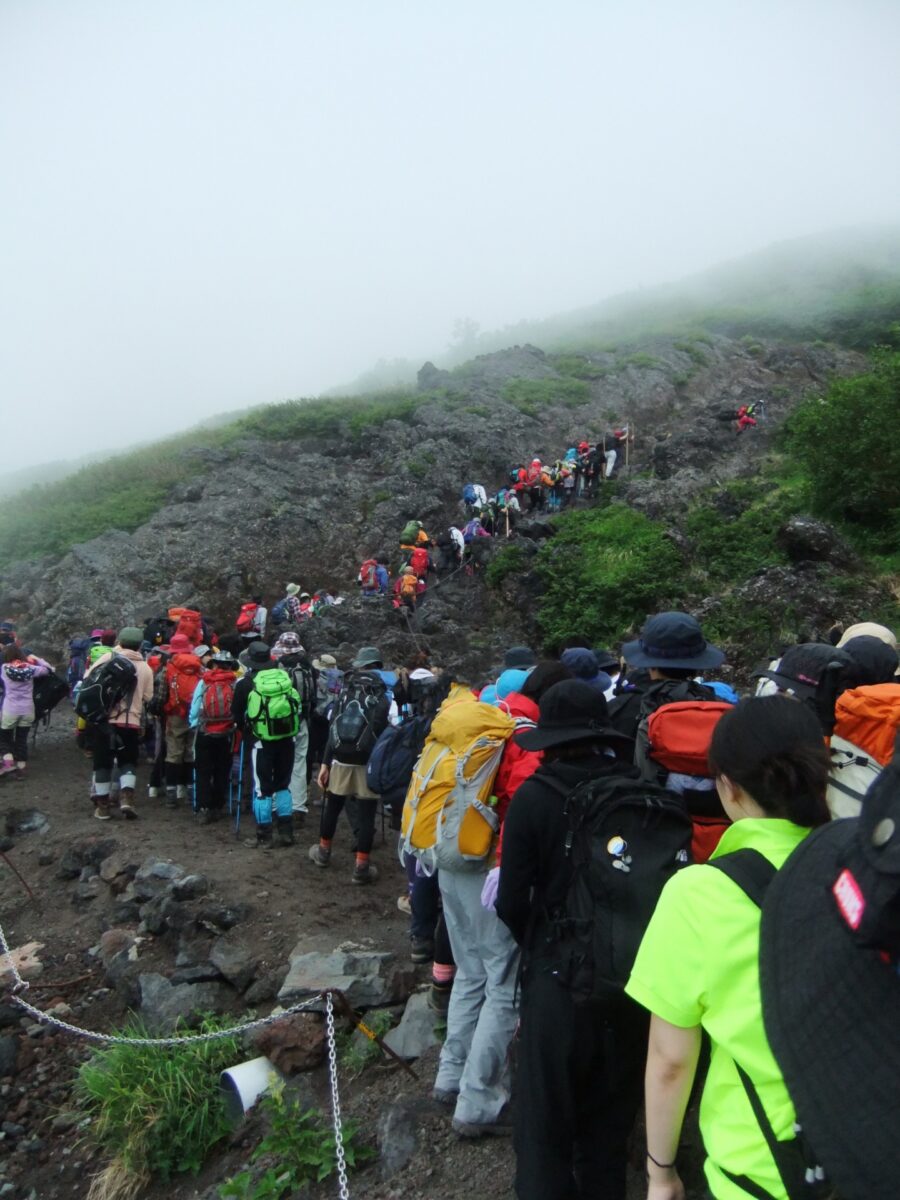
[[235, 740, 244, 836]]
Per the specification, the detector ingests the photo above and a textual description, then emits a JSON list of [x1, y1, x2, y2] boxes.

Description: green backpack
[[245, 669, 301, 741], [400, 519, 420, 545]]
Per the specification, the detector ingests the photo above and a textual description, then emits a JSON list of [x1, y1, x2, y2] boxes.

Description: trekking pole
[[235, 741, 244, 836]]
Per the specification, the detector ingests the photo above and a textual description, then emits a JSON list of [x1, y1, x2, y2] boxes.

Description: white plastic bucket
[[220, 1056, 281, 1122]]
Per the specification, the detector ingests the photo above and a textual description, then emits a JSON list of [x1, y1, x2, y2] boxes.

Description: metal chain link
[[325, 991, 350, 1200], [0, 917, 318, 1045], [1, 917, 351, 1196]]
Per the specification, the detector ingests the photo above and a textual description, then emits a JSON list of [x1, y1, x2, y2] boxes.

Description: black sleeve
[[231, 675, 250, 729], [496, 779, 543, 945]]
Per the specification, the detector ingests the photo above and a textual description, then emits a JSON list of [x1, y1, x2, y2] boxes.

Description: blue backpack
[[270, 597, 289, 625], [366, 717, 429, 804], [67, 636, 92, 694], [462, 483, 477, 504]]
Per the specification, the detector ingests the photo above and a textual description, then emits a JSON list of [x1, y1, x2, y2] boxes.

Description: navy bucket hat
[[621, 612, 724, 671]]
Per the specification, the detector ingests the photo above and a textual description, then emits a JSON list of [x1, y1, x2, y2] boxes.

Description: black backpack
[[539, 769, 692, 1002], [328, 669, 390, 764], [711, 851, 835, 1200], [75, 654, 138, 727], [143, 615, 174, 648], [33, 672, 70, 723], [280, 652, 316, 719]]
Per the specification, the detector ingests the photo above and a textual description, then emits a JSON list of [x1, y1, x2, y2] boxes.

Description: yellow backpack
[[399, 688, 519, 873]]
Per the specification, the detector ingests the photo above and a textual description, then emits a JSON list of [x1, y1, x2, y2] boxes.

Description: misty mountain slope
[[1, 330, 887, 672]]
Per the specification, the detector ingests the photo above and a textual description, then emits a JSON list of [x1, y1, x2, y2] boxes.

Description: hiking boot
[[165, 788, 178, 809], [176, 784, 188, 802], [410, 937, 434, 964], [255, 824, 273, 849], [197, 808, 213, 825], [0, 758, 15, 777], [148, 786, 159, 799], [275, 815, 295, 847], [93, 803, 113, 821], [427, 982, 452, 1016], [431, 1087, 459, 1108], [397, 894, 412, 915], [351, 861, 379, 885], [451, 1109, 513, 1139], [308, 843, 331, 868], [119, 789, 138, 820]]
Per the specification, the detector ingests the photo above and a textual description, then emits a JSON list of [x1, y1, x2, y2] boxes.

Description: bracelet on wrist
[[647, 1151, 677, 1170]]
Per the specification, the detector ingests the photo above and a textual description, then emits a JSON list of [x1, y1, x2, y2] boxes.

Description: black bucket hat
[[515, 680, 633, 752], [621, 612, 724, 671], [246, 640, 272, 667], [759, 745, 900, 1198]]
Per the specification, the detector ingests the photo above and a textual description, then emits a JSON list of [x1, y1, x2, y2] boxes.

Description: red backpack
[[164, 655, 202, 717], [198, 669, 236, 736], [646, 700, 733, 862], [360, 559, 378, 589], [408, 547, 429, 577], [175, 609, 203, 647], [235, 602, 259, 633]]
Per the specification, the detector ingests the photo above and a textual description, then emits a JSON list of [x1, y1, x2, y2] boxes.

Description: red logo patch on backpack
[[236, 602, 259, 633], [646, 700, 732, 776], [360, 559, 378, 589]]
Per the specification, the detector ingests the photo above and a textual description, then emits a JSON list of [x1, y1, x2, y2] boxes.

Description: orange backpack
[[833, 684, 900, 767], [400, 572, 419, 600]]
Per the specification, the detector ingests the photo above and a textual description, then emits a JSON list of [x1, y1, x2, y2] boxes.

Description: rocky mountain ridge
[[0, 332, 885, 672]]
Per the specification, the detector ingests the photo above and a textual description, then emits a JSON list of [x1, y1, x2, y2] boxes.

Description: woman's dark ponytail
[[709, 696, 830, 827]]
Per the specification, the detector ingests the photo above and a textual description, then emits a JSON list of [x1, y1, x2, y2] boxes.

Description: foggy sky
[[3, 0, 900, 472]]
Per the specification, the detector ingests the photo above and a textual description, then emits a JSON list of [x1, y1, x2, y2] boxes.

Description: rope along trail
[[0, 917, 352, 1200]]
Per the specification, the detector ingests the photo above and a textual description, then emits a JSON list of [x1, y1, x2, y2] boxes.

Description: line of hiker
[[352, 429, 635, 612], [49, 591, 900, 1196]]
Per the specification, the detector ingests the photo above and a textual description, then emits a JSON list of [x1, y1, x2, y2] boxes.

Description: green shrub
[[535, 504, 684, 646], [77, 1015, 242, 1194], [337, 1009, 394, 1076], [218, 1082, 372, 1200], [485, 545, 527, 587], [673, 340, 709, 367], [502, 377, 590, 413], [549, 354, 608, 380], [621, 352, 662, 370], [783, 350, 900, 539], [683, 480, 797, 584]]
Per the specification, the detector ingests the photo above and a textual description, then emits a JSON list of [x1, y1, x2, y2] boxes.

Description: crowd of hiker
[[9, 592, 891, 1199], [351, 428, 636, 612]]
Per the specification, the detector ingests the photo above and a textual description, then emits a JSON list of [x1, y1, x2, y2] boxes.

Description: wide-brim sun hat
[[246, 640, 272, 667], [312, 654, 337, 670], [352, 646, 383, 668], [515, 679, 634, 752], [759, 754, 900, 1198], [622, 611, 724, 671], [286, 583, 301, 597]]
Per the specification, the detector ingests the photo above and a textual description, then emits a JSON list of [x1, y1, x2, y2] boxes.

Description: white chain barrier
[[0, 916, 351, 1196]]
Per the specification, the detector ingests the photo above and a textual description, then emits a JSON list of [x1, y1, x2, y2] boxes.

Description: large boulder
[[278, 947, 415, 1010], [137, 973, 233, 1033]]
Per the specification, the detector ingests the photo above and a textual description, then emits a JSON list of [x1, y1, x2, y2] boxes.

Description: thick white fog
[[2, 0, 900, 472]]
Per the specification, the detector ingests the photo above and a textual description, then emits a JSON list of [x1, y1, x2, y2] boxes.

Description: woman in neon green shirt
[[626, 696, 831, 1200]]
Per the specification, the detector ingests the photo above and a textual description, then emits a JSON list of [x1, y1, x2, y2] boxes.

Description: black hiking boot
[[275, 815, 295, 847]]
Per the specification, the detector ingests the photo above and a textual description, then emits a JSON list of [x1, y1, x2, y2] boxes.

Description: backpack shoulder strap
[[708, 848, 776, 908]]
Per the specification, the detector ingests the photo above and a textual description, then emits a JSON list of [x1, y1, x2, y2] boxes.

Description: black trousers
[[514, 968, 648, 1200], [319, 793, 377, 854], [93, 726, 140, 779], [256, 737, 294, 797], [195, 734, 232, 811]]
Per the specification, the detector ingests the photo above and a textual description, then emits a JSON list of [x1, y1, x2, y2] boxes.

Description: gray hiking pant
[[289, 720, 309, 813], [435, 869, 520, 1124]]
